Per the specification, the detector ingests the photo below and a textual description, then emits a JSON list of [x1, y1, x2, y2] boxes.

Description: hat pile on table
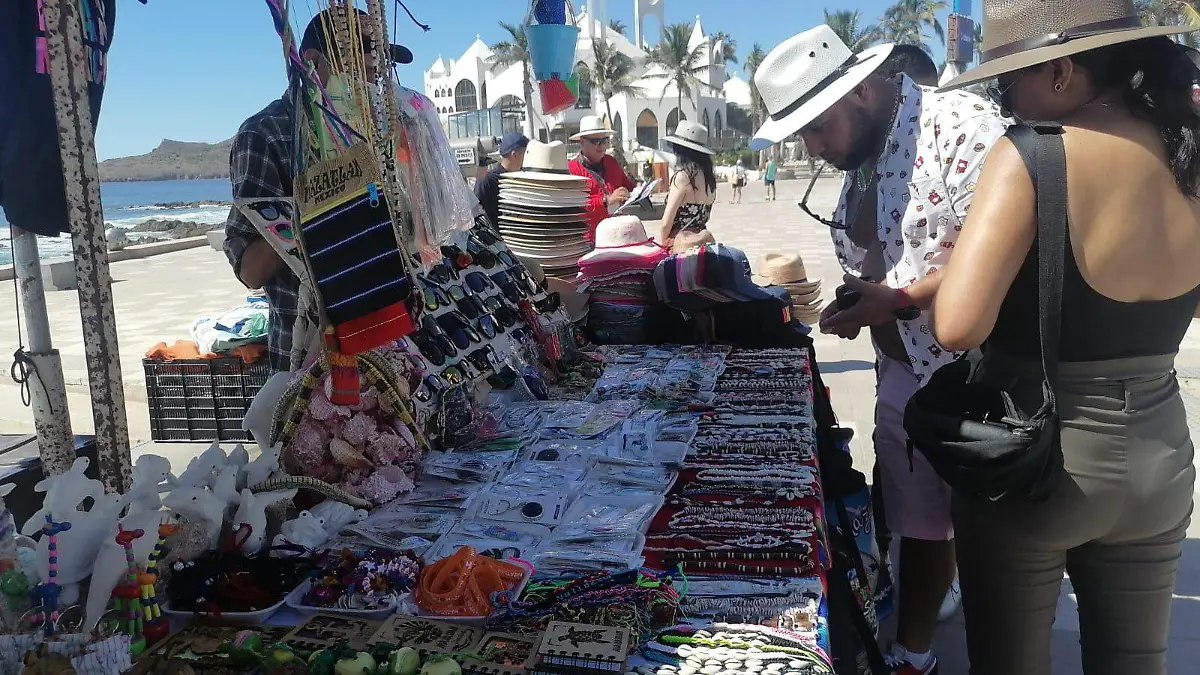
[[653, 244, 790, 313], [753, 253, 823, 325], [577, 215, 668, 344], [497, 140, 592, 277]]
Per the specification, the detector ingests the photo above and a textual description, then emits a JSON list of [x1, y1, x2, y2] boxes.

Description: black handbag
[[902, 122, 1067, 503]]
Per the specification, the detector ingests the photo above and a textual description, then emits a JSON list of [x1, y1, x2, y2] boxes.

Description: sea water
[[0, 178, 231, 265]]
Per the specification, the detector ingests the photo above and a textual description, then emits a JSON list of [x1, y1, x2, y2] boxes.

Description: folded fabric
[[191, 301, 270, 354], [145, 340, 268, 364]]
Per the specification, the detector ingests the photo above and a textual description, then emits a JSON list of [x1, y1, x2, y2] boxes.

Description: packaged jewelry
[[469, 486, 570, 526], [531, 537, 646, 575], [344, 506, 458, 550], [423, 520, 550, 564], [586, 462, 678, 490], [582, 480, 667, 499], [499, 461, 588, 492], [552, 495, 663, 543], [525, 438, 615, 464], [395, 480, 485, 508], [422, 449, 519, 483]]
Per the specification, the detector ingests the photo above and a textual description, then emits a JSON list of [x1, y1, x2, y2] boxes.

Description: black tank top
[[988, 225, 1200, 362]]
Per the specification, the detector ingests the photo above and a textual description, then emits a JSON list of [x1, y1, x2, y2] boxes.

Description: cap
[[301, 9, 414, 65], [499, 131, 530, 157]]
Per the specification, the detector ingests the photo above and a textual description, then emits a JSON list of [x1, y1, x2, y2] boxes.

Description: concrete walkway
[[0, 176, 1196, 671]]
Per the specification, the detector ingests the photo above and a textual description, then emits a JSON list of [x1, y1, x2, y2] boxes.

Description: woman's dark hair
[[1070, 36, 1200, 198], [666, 141, 717, 193]]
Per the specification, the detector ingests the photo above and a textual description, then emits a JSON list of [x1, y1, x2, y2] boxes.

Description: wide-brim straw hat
[[504, 140, 589, 183], [753, 252, 822, 290], [941, 0, 1197, 90], [750, 25, 893, 152], [662, 120, 716, 155], [570, 114, 616, 141]]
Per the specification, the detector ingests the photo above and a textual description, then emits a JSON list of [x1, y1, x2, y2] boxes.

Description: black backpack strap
[[1003, 122, 1067, 396]]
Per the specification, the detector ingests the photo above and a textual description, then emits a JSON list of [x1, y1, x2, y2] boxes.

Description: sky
[[94, 0, 983, 161]]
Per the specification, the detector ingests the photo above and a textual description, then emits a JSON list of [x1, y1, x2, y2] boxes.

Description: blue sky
[[95, 0, 982, 161]]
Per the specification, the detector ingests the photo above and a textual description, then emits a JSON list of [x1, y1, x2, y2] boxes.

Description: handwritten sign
[[297, 142, 380, 216]]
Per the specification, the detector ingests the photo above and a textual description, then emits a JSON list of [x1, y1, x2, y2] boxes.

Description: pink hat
[[578, 216, 667, 265]]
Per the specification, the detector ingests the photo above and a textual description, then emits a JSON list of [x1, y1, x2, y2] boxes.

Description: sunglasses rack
[[397, 224, 575, 438]]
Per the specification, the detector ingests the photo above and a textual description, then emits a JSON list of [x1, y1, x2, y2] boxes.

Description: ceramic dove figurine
[[211, 465, 240, 512], [227, 445, 251, 488], [34, 491, 127, 608], [232, 488, 297, 554], [126, 454, 176, 516], [174, 442, 226, 488], [309, 501, 368, 535], [162, 485, 227, 549], [272, 510, 329, 550], [242, 443, 281, 488], [23, 457, 106, 534]]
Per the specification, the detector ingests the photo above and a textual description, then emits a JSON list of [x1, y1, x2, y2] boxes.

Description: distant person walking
[[730, 159, 747, 204], [763, 158, 778, 201]]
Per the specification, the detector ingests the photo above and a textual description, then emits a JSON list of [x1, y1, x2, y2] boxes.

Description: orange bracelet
[[417, 546, 526, 617]]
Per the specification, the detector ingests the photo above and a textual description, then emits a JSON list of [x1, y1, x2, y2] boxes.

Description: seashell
[[330, 438, 373, 469]]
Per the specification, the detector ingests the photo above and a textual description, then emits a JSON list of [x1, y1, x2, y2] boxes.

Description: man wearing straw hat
[[751, 25, 1008, 673], [569, 115, 635, 238]]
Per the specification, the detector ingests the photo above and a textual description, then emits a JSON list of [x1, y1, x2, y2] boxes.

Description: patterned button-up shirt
[[832, 75, 1009, 383], [222, 96, 302, 372]]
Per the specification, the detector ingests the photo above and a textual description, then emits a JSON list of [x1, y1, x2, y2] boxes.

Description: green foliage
[[824, 10, 882, 52], [642, 23, 716, 115], [713, 31, 738, 64], [880, 0, 948, 56], [608, 19, 627, 36]]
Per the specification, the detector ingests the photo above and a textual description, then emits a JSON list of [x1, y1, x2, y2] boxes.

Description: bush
[[713, 149, 757, 168]]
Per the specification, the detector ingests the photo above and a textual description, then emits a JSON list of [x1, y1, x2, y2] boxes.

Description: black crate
[[144, 358, 272, 442]]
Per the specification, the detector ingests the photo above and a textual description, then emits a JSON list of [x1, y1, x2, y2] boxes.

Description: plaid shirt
[[222, 96, 304, 372]]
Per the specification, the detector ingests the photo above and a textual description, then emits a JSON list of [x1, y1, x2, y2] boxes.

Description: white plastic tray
[[163, 596, 286, 626], [284, 578, 406, 620]]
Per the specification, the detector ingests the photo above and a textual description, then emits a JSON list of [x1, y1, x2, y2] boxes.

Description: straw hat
[[504, 141, 589, 183], [942, 0, 1196, 90], [753, 253, 821, 291], [578, 215, 666, 264], [570, 115, 616, 141], [661, 121, 715, 155], [750, 25, 893, 151]]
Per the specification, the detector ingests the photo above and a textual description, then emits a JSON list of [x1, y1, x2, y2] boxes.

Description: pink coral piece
[[390, 420, 417, 449], [308, 387, 351, 422], [356, 469, 415, 505], [366, 431, 403, 465], [342, 413, 377, 447], [291, 420, 331, 471], [350, 388, 379, 413]]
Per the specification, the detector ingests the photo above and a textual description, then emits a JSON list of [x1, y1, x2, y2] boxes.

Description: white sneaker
[[937, 576, 961, 622]]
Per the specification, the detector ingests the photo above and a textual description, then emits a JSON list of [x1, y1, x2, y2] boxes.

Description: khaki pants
[[955, 352, 1195, 675]]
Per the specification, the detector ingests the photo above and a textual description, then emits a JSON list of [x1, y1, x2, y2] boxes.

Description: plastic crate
[[144, 358, 272, 442]]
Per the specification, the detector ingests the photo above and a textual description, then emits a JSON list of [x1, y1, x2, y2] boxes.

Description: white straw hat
[[504, 141, 589, 182], [750, 25, 893, 151], [570, 115, 616, 141], [661, 120, 715, 155]]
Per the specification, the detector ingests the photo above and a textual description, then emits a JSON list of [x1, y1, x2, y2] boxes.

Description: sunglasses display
[[509, 266, 541, 295], [471, 228, 500, 247], [465, 240, 497, 268], [476, 313, 502, 339], [496, 250, 519, 267], [533, 292, 562, 314], [467, 345, 501, 372], [455, 293, 486, 319], [419, 276, 451, 310], [410, 332, 447, 366], [465, 271, 494, 293], [442, 365, 466, 385]]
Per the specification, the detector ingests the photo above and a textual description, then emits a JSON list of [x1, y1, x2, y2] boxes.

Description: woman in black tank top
[[928, 5, 1200, 675]]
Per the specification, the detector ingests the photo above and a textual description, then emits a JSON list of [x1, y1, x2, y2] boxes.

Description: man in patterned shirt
[[751, 27, 1008, 675], [223, 9, 412, 372]]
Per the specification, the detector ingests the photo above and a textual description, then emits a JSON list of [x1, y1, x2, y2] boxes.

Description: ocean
[[0, 178, 231, 265]]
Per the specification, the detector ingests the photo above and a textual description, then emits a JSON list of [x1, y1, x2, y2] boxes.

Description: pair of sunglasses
[[490, 269, 528, 303], [442, 364, 468, 385], [434, 312, 483, 350], [414, 373, 450, 402], [471, 227, 501, 247], [454, 293, 487, 319], [441, 245, 474, 270], [418, 276, 451, 311], [509, 266, 542, 295], [487, 364, 520, 388], [533, 292, 562, 314], [427, 259, 459, 283], [465, 240, 497, 268], [412, 327, 458, 364], [476, 313, 505, 339], [466, 345, 501, 372], [483, 295, 520, 327]]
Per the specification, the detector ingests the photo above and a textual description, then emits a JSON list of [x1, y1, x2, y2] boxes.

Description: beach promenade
[[0, 176, 1197, 670]]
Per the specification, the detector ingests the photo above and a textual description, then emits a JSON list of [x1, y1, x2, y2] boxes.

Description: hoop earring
[[1054, 83, 1064, 92]]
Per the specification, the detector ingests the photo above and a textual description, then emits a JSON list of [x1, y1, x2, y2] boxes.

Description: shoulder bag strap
[[1004, 122, 1067, 398]]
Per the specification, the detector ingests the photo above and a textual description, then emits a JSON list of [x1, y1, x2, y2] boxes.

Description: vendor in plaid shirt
[[223, 9, 413, 372]]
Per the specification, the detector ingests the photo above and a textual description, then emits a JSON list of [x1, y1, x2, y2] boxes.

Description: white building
[[423, 0, 733, 155]]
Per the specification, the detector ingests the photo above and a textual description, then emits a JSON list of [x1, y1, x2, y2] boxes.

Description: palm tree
[[608, 19, 627, 36], [973, 23, 983, 62], [591, 39, 644, 157], [824, 9, 881, 52], [643, 23, 715, 120], [713, 31, 738, 64], [744, 43, 768, 161], [1137, 0, 1200, 42], [489, 22, 539, 136], [880, 0, 948, 55]]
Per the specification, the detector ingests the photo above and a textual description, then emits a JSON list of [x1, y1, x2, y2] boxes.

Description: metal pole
[[42, 0, 132, 493], [10, 228, 75, 476]]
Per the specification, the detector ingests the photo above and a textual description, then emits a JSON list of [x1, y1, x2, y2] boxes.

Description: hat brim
[[390, 44, 414, 65], [940, 25, 1196, 90], [750, 43, 894, 152], [662, 136, 715, 155], [569, 129, 616, 141], [578, 245, 666, 264], [502, 171, 588, 183]]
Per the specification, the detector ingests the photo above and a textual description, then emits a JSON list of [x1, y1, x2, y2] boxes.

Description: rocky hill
[[98, 138, 232, 182]]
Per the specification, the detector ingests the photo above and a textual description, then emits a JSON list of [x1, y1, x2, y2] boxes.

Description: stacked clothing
[[497, 140, 592, 277], [653, 244, 790, 313], [577, 216, 669, 344]]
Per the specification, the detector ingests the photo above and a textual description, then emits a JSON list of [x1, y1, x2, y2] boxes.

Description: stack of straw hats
[[753, 253, 823, 325], [497, 140, 592, 277]]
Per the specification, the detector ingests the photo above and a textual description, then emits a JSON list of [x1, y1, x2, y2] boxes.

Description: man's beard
[[829, 107, 891, 171]]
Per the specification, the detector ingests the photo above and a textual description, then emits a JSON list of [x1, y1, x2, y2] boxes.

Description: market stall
[[0, 1, 882, 675]]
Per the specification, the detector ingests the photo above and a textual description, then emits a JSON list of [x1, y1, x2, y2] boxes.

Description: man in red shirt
[[568, 115, 634, 240]]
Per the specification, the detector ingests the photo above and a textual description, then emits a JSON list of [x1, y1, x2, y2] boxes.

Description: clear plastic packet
[[394, 86, 474, 251], [394, 480, 485, 508], [423, 449, 519, 483], [469, 485, 571, 527], [585, 462, 678, 490], [423, 520, 551, 563], [344, 506, 459, 551], [525, 438, 616, 464], [552, 495, 663, 543], [581, 480, 666, 499], [532, 540, 645, 574], [499, 461, 589, 491]]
